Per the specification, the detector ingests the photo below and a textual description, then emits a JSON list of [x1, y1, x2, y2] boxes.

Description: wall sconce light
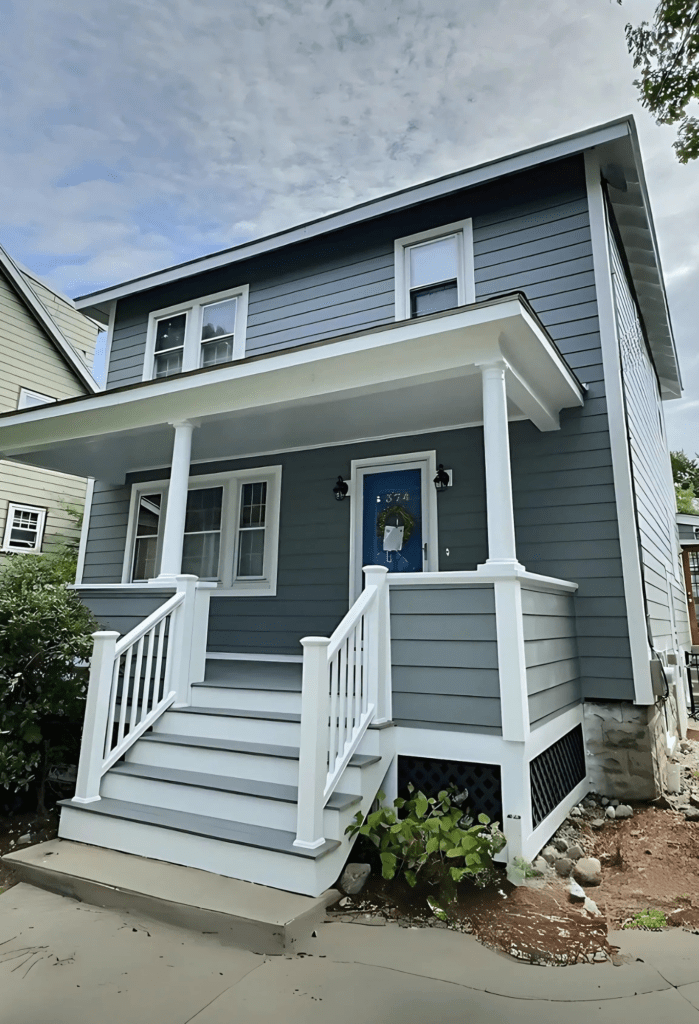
[[433, 465, 451, 492], [333, 476, 349, 501]]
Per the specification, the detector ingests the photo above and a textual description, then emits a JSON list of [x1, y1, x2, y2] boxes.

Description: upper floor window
[[394, 220, 475, 321], [17, 388, 55, 410], [2, 502, 47, 553], [144, 285, 249, 382]]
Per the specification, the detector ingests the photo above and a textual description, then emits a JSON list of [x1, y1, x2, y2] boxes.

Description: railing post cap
[[300, 636, 332, 647], [91, 630, 120, 640], [363, 565, 389, 576]]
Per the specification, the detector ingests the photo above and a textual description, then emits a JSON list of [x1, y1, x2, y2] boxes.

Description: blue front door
[[362, 468, 423, 576]]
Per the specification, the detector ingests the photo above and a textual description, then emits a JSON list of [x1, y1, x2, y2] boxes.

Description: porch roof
[[0, 293, 583, 484]]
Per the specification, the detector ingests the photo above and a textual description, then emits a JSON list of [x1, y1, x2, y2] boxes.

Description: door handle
[[423, 542, 428, 561]]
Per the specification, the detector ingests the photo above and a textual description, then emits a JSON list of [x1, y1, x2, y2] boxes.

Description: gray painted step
[[171, 706, 301, 724], [202, 659, 302, 691], [110, 762, 361, 811], [137, 731, 381, 768], [58, 797, 339, 859]]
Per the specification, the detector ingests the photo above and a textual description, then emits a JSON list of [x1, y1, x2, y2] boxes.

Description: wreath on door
[[376, 505, 417, 544]]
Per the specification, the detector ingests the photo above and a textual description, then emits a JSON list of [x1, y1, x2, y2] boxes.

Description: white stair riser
[[154, 711, 300, 745], [191, 686, 301, 714], [58, 805, 334, 897], [101, 772, 351, 838], [127, 738, 369, 791]]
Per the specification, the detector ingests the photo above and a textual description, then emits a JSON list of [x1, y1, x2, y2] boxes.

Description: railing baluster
[[153, 616, 167, 706], [347, 622, 356, 739], [104, 656, 120, 759], [129, 635, 145, 733], [328, 655, 338, 779], [142, 625, 155, 716], [117, 645, 133, 746]]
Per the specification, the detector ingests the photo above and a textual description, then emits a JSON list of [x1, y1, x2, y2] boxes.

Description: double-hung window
[[125, 467, 281, 595], [394, 220, 474, 321], [2, 502, 47, 553], [144, 286, 249, 381]]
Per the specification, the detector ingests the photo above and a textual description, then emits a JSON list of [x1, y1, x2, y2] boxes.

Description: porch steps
[[59, 657, 394, 896]]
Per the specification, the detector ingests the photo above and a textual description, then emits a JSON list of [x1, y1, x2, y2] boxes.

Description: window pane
[[132, 494, 162, 580], [154, 350, 183, 378], [182, 531, 221, 579], [136, 493, 161, 536], [237, 528, 265, 578], [133, 536, 158, 580], [411, 281, 459, 318], [201, 337, 234, 367], [409, 235, 458, 289], [185, 488, 222, 533], [240, 481, 267, 527], [9, 508, 40, 549], [201, 298, 237, 341], [155, 314, 187, 352]]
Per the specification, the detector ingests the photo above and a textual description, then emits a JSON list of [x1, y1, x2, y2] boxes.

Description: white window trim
[[122, 465, 281, 596], [394, 219, 475, 321], [142, 284, 250, 382], [17, 387, 56, 409], [2, 501, 47, 553]]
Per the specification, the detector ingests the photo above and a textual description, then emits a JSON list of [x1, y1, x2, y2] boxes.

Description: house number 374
[[377, 492, 411, 502]]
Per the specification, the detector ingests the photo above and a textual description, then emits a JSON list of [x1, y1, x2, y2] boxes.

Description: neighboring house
[[677, 512, 699, 645], [0, 246, 99, 558], [0, 116, 691, 896]]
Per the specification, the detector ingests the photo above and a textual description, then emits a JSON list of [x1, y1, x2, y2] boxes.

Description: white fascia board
[[0, 244, 99, 394], [676, 514, 699, 526], [74, 121, 632, 310]]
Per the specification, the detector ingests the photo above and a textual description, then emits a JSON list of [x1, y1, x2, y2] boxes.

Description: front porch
[[0, 294, 590, 893]]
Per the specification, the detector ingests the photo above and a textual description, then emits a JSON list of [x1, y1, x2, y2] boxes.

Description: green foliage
[[622, 907, 667, 930], [345, 784, 506, 914], [0, 551, 98, 811], [671, 450, 699, 489], [619, 0, 699, 162], [676, 482, 698, 512]]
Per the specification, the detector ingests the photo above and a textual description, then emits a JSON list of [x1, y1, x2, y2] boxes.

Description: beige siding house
[[0, 245, 98, 559]]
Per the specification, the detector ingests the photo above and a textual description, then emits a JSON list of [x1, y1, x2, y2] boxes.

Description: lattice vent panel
[[397, 756, 503, 824], [529, 725, 586, 829]]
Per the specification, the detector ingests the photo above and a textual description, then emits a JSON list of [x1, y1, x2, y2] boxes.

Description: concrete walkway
[[2, 882, 699, 1023]]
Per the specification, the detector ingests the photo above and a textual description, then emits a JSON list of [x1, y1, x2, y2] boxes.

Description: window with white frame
[[17, 388, 55, 409], [394, 220, 475, 321], [125, 467, 281, 594], [2, 502, 47, 553], [144, 285, 250, 381]]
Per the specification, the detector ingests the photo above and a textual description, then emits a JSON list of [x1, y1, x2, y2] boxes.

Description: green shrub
[[0, 551, 98, 813], [346, 784, 506, 914], [622, 908, 667, 931]]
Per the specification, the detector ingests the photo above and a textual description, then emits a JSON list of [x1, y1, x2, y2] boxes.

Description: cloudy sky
[[0, 0, 697, 449]]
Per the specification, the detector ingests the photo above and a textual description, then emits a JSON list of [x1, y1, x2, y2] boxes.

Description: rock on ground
[[615, 805, 633, 819], [555, 857, 574, 877], [566, 844, 584, 861], [568, 880, 586, 902], [340, 863, 371, 895], [573, 857, 602, 887]]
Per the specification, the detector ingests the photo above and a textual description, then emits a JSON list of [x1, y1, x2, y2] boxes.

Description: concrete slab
[[610, 929, 699, 988], [680, 982, 699, 1012], [3, 839, 336, 953]]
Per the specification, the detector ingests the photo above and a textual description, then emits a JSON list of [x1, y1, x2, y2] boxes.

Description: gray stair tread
[[203, 659, 302, 691], [110, 762, 361, 810], [139, 731, 381, 768], [172, 706, 301, 723], [59, 797, 339, 859]]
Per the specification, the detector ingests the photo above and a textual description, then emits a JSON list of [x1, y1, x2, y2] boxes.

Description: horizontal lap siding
[[77, 589, 175, 637], [609, 226, 691, 657], [390, 585, 500, 733], [80, 480, 131, 583], [522, 588, 581, 728]]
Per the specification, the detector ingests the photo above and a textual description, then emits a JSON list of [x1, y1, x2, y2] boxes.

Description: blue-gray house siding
[[83, 154, 636, 712]]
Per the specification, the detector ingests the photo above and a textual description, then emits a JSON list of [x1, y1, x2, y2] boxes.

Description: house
[[0, 245, 99, 559], [0, 116, 690, 897]]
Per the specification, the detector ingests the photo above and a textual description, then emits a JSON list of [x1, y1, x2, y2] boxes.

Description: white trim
[[17, 387, 55, 410], [0, 243, 99, 394], [386, 567, 577, 592], [348, 450, 439, 602], [122, 465, 282, 595], [394, 219, 475, 321], [2, 501, 47, 553], [143, 285, 250, 382], [585, 151, 654, 705], [677, 514, 699, 526], [75, 478, 94, 584], [74, 120, 631, 308], [206, 652, 304, 663], [100, 300, 116, 391]]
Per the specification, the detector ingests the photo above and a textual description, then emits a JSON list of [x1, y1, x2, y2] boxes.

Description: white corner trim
[[394, 219, 475, 321], [75, 478, 94, 584], [100, 300, 116, 391], [584, 151, 653, 705]]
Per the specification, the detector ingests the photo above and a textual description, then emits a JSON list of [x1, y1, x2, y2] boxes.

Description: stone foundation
[[582, 697, 680, 801]]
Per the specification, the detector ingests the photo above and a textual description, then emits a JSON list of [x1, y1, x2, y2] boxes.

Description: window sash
[[3, 503, 45, 552], [235, 481, 267, 579]]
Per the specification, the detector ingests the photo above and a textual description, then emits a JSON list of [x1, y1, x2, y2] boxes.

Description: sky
[[0, 0, 697, 450]]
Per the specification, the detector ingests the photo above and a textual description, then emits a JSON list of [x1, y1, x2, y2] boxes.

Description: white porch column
[[158, 420, 194, 579], [479, 362, 520, 567]]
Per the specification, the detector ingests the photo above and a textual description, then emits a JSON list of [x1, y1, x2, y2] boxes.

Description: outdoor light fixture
[[333, 476, 349, 501], [433, 465, 450, 492]]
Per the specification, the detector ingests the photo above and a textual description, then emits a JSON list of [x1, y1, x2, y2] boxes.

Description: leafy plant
[[676, 482, 698, 513], [622, 907, 667, 930], [346, 784, 506, 913], [0, 551, 98, 813]]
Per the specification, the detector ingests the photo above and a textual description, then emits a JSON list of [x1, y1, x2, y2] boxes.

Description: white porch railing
[[73, 575, 211, 804], [294, 565, 391, 850]]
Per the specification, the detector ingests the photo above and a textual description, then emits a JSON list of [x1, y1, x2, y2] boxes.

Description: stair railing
[[294, 565, 391, 849], [73, 575, 212, 804]]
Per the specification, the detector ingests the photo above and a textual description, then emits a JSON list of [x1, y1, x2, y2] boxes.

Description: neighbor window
[[126, 467, 281, 595], [2, 502, 47, 553], [144, 286, 249, 381], [394, 221, 474, 321]]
